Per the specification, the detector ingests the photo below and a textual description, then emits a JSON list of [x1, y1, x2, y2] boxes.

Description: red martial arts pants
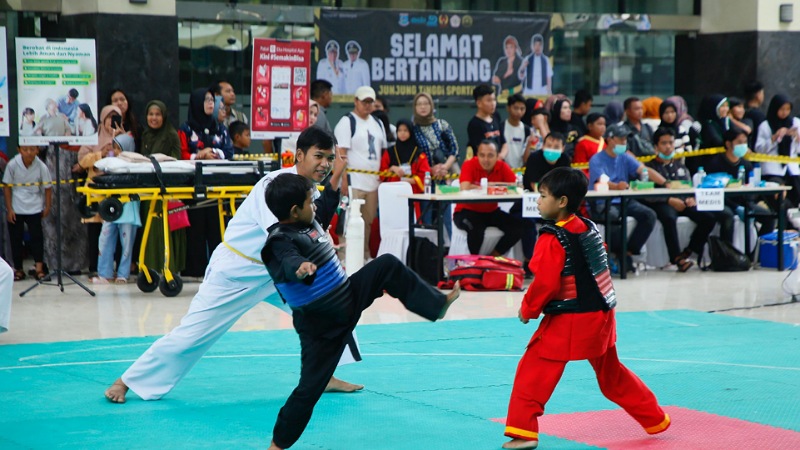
[[504, 341, 670, 441]]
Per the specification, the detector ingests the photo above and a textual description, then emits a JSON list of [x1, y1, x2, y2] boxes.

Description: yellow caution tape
[[1, 178, 86, 188], [744, 153, 800, 164], [231, 153, 280, 161]]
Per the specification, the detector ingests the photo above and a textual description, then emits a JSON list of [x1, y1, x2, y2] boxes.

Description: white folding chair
[[377, 182, 437, 263]]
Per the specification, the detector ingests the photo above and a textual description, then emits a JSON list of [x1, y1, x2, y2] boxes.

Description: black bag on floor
[[406, 238, 440, 285], [706, 235, 751, 272]]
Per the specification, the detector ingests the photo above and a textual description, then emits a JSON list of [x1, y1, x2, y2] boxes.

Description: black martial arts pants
[[271, 254, 447, 449]]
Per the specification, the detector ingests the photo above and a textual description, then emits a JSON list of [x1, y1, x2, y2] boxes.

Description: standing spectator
[[78, 105, 125, 281], [317, 40, 344, 94], [743, 80, 767, 131], [140, 100, 185, 276], [343, 41, 370, 95], [310, 80, 334, 133], [573, 113, 606, 177], [454, 140, 526, 256], [492, 36, 523, 95], [621, 97, 655, 156], [373, 95, 397, 149], [213, 80, 248, 128], [755, 94, 800, 208], [57, 88, 80, 133], [548, 98, 578, 158], [108, 89, 143, 151], [467, 84, 507, 156], [706, 128, 775, 240], [571, 89, 593, 137], [3, 146, 51, 281], [334, 86, 386, 260], [588, 123, 664, 266], [603, 101, 624, 125], [502, 94, 532, 169], [521, 98, 549, 152], [728, 97, 753, 136], [645, 127, 733, 256], [658, 100, 692, 153], [519, 34, 552, 96]]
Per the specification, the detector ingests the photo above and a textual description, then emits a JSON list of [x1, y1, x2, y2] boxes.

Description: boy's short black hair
[[723, 126, 747, 144], [544, 131, 565, 146], [623, 97, 640, 110], [538, 167, 588, 214], [473, 83, 495, 102], [574, 89, 593, 107], [375, 95, 390, 111], [586, 112, 605, 125], [507, 93, 526, 107], [310, 80, 333, 99], [228, 121, 248, 139], [296, 126, 335, 155], [652, 126, 675, 145], [743, 80, 764, 102], [728, 96, 744, 108], [265, 173, 314, 221]]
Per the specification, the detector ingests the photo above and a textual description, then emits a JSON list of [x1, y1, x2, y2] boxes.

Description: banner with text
[[16, 38, 98, 146], [251, 38, 312, 140], [315, 9, 551, 101]]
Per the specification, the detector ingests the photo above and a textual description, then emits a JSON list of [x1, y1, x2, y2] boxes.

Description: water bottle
[[752, 163, 761, 186], [692, 166, 706, 188], [737, 165, 745, 184], [516, 172, 524, 191], [480, 177, 488, 194], [424, 171, 432, 194], [345, 198, 366, 276], [640, 167, 649, 182]]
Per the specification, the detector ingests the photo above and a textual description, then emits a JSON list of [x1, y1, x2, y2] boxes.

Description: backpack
[[406, 238, 440, 285], [703, 235, 751, 272], [347, 112, 386, 140], [439, 255, 524, 291]]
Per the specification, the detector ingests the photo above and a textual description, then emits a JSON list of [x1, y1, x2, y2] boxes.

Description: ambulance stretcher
[[76, 156, 279, 297]]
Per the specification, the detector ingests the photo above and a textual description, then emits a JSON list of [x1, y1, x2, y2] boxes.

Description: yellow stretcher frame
[[76, 184, 254, 296]]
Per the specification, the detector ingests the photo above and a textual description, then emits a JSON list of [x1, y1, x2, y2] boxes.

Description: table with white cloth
[[406, 185, 791, 282]]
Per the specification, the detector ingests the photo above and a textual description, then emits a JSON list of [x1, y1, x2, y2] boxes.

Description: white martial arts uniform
[[121, 166, 359, 400], [0, 258, 12, 333]]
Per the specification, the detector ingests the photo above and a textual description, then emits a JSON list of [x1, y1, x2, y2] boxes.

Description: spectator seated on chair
[[453, 139, 527, 256], [641, 127, 723, 271], [587, 123, 665, 262]]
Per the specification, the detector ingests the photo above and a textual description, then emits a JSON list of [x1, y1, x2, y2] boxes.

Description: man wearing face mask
[[641, 128, 724, 270], [588, 123, 664, 270], [706, 127, 776, 241]]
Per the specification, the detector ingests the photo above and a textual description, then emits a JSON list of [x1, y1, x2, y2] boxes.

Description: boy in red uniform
[[502, 167, 670, 449]]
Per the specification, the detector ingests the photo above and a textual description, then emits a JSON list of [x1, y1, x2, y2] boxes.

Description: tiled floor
[[3, 264, 799, 345]]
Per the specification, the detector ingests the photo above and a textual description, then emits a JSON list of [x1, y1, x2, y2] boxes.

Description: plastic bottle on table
[[752, 163, 761, 186], [480, 177, 488, 194], [692, 166, 706, 188], [640, 167, 649, 182], [424, 171, 432, 194]]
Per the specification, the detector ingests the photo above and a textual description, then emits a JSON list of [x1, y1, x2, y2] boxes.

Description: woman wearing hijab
[[755, 94, 800, 207], [689, 94, 730, 174], [140, 100, 186, 276], [603, 101, 625, 124], [380, 119, 430, 193], [178, 88, 234, 161], [76, 105, 125, 279], [548, 97, 578, 157], [658, 100, 691, 153], [178, 88, 230, 278], [666, 95, 700, 150]]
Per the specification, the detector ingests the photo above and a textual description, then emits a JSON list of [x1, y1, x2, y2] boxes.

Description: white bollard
[[345, 198, 366, 276]]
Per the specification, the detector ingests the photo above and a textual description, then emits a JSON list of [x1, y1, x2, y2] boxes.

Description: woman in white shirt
[[755, 94, 800, 207]]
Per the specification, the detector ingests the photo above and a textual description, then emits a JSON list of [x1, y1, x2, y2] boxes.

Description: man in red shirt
[[453, 139, 527, 256]]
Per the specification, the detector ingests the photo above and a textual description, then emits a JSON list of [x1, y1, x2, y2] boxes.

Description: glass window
[[534, 0, 618, 14], [626, 0, 696, 15]]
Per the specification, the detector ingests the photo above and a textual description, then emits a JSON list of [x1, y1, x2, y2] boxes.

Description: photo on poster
[[15, 37, 99, 146]]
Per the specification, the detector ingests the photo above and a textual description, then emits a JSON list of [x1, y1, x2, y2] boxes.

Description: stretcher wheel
[[159, 275, 183, 297], [137, 268, 160, 293], [99, 197, 124, 222], [75, 195, 98, 219]]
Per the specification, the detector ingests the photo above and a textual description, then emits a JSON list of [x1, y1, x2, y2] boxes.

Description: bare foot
[[267, 441, 283, 450], [324, 375, 364, 393], [104, 378, 129, 403], [502, 438, 538, 449], [438, 281, 461, 319]]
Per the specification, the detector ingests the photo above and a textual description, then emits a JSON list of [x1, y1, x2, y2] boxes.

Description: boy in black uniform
[[262, 173, 461, 450]]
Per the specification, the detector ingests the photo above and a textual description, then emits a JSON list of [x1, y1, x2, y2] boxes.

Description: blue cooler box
[[758, 231, 799, 269]]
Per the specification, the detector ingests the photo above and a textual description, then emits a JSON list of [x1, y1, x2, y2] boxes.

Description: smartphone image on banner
[[271, 66, 291, 120]]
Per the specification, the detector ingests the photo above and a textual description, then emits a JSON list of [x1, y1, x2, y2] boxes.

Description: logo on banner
[[450, 15, 461, 28], [462, 15, 474, 27], [399, 13, 409, 27], [426, 15, 438, 27], [439, 15, 449, 27]]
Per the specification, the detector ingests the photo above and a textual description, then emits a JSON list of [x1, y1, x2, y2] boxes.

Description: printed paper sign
[[251, 38, 311, 140], [522, 192, 541, 218], [695, 188, 724, 211], [16, 37, 98, 146]]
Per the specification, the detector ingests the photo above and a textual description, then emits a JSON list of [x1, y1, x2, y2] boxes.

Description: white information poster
[[0, 28, 9, 137], [15, 38, 98, 146]]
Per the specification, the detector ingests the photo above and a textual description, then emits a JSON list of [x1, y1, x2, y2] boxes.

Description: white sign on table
[[695, 188, 724, 211], [522, 192, 541, 218]]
